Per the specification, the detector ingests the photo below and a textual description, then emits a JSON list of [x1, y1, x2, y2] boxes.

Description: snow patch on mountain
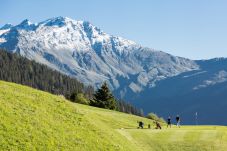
[[193, 70, 227, 90], [183, 71, 207, 78], [0, 29, 10, 43], [0, 29, 10, 35]]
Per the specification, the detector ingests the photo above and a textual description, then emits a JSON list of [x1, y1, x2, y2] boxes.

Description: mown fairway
[[118, 126, 227, 151], [0, 80, 227, 151]]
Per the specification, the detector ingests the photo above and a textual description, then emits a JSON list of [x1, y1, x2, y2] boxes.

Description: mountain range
[[0, 17, 226, 124]]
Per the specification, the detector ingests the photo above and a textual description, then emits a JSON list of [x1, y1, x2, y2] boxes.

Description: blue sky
[[1, 0, 227, 59]]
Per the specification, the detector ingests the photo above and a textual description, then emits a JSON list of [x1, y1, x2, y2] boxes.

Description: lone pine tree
[[91, 82, 117, 110]]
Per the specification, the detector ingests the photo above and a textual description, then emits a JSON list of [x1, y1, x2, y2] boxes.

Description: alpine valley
[[1, 17, 227, 124]]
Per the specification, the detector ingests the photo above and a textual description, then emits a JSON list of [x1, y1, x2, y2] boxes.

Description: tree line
[[0, 49, 144, 117], [0, 49, 93, 97], [68, 82, 144, 117]]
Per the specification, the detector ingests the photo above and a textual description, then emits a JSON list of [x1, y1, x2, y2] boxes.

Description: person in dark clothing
[[176, 115, 180, 128], [155, 121, 162, 129], [138, 121, 144, 129], [148, 124, 151, 129], [167, 116, 171, 128]]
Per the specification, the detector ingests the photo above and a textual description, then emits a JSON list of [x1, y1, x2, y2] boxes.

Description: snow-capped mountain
[[1, 17, 227, 124], [0, 16, 198, 95]]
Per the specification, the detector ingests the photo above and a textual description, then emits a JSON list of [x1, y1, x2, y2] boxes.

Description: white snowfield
[[0, 17, 201, 97]]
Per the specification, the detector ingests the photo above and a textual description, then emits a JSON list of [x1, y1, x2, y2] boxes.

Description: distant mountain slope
[[132, 58, 227, 125], [0, 17, 198, 96]]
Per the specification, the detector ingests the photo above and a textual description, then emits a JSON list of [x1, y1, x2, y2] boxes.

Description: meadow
[[0, 80, 226, 151]]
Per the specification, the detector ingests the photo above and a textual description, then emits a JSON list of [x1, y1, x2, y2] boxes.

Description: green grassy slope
[[0, 80, 227, 151], [0, 81, 152, 151]]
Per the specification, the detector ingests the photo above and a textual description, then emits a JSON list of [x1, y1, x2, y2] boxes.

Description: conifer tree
[[91, 82, 117, 110]]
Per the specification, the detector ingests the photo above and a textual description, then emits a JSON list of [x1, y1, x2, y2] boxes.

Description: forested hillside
[[0, 49, 94, 98], [0, 49, 144, 116]]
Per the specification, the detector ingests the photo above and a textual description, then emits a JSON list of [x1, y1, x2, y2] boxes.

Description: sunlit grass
[[0, 80, 226, 151]]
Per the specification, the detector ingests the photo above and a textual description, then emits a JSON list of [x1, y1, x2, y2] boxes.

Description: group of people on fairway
[[138, 120, 162, 129], [167, 115, 181, 128], [137, 115, 181, 129]]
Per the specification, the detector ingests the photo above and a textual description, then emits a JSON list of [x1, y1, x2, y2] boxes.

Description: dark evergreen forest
[[0, 49, 93, 97]]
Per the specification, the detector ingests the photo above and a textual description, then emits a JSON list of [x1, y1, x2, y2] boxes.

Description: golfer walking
[[176, 115, 180, 128]]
